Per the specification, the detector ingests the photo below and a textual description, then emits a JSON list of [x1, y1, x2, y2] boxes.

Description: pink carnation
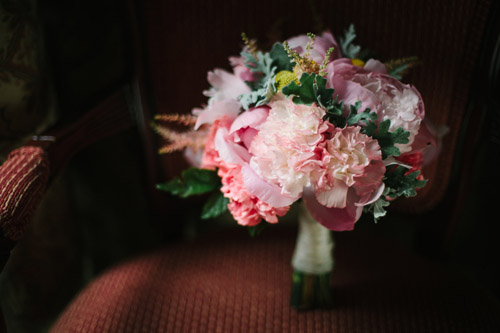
[[303, 126, 385, 231], [314, 126, 385, 208], [249, 97, 328, 199], [219, 164, 289, 226]]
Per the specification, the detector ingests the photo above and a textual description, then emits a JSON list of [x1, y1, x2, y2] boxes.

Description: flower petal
[[356, 183, 385, 206], [194, 99, 241, 130], [241, 164, 297, 208], [315, 180, 348, 208], [214, 127, 251, 165], [303, 188, 363, 231], [229, 107, 269, 134], [364, 59, 388, 74]]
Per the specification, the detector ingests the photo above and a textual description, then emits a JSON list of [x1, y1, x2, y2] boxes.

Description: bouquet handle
[[291, 202, 334, 309]]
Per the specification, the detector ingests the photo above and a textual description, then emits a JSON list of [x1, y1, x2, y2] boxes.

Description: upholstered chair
[[1, 0, 500, 331]]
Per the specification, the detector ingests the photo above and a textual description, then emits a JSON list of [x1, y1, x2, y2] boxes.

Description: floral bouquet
[[154, 25, 439, 309]]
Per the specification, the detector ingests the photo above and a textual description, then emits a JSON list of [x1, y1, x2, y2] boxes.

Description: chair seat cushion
[[51, 227, 500, 332]]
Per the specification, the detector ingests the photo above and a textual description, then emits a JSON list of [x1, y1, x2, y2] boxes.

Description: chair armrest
[[0, 146, 50, 242]]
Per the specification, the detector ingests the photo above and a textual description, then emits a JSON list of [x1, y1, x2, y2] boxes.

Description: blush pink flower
[[229, 55, 256, 82], [200, 118, 228, 170], [219, 164, 289, 226], [314, 126, 385, 207], [249, 97, 328, 199], [327, 59, 425, 154], [304, 126, 385, 231], [199, 107, 291, 226], [203, 68, 251, 106]]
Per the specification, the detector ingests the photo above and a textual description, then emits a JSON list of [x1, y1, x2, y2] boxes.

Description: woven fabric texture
[[0, 146, 49, 241], [51, 229, 500, 332]]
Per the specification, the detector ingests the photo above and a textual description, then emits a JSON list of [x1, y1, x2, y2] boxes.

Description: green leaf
[[248, 222, 268, 237], [372, 196, 390, 222], [314, 75, 339, 113], [241, 50, 276, 88], [156, 168, 220, 198], [388, 64, 408, 80], [345, 101, 378, 127], [238, 75, 276, 110], [201, 191, 229, 219], [384, 166, 428, 199], [283, 73, 347, 127], [386, 56, 420, 80], [322, 100, 345, 126], [282, 72, 317, 105], [362, 120, 378, 137], [269, 42, 294, 72], [282, 73, 341, 115], [363, 119, 410, 159], [339, 24, 361, 59]]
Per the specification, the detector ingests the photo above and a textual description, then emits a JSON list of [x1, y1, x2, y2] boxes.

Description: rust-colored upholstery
[[51, 229, 500, 332], [0, 147, 49, 242]]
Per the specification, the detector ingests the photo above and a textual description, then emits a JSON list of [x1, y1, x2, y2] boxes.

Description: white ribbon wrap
[[291, 202, 334, 274]]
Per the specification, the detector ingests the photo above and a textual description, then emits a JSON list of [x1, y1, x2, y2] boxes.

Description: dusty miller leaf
[[340, 24, 361, 59]]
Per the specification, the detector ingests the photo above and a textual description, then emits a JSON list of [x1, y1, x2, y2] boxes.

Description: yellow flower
[[275, 70, 299, 91], [351, 58, 365, 67]]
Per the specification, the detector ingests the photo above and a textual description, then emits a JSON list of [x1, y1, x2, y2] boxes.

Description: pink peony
[[327, 59, 425, 154], [199, 107, 291, 226]]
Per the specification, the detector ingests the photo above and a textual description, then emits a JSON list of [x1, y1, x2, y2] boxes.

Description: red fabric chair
[[0, 90, 133, 332], [50, 229, 500, 332], [2, 0, 500, 331]]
